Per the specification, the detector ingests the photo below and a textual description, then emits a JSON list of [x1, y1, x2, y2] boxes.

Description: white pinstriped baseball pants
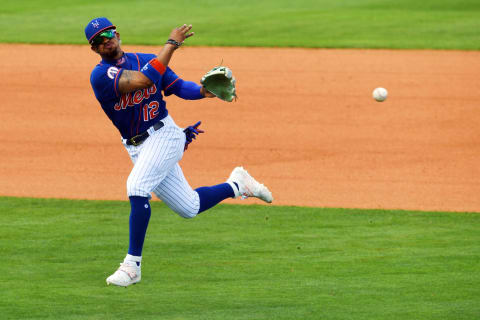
[[123, 115, 200, 218]]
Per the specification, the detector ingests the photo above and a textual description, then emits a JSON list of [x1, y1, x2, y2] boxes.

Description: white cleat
[[227, 166, 273, 203], [106, 260, 141, 287]]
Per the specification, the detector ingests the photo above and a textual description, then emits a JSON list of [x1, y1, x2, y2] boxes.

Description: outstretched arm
[[166, 79, 216, 99], [118, 24, 194, 94]]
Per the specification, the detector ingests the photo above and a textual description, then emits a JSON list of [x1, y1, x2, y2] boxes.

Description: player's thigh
[[153, 163, 200, 218], [127, 126, 184, 196]]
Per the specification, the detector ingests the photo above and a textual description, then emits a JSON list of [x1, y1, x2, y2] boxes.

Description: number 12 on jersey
[[143, 101, 159, 121]]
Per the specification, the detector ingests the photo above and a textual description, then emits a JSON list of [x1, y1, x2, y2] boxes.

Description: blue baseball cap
[[85, 17, 116, 43]]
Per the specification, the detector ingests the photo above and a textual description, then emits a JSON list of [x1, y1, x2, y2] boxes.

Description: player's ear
[[116, 32, 121, 45], [91, 45, 99, 53]]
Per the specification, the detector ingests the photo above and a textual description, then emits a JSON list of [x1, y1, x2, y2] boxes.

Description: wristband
[[166, 39, 182, 49]]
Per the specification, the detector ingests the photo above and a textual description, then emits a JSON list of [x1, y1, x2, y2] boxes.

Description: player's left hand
[[200, 87, 216, 98], [183, 121, 204, 151]]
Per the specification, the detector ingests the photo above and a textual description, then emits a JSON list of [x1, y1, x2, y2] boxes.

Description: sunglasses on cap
[[90, 29, 116, 46]]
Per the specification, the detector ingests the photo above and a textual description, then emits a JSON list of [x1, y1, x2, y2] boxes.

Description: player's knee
[[126, 177, 150, 198], [173, 207, 198, 219], [165, 191, 200, 219]]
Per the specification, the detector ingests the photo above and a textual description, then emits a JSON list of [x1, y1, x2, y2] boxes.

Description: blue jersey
[[90, 52, 179, 139]]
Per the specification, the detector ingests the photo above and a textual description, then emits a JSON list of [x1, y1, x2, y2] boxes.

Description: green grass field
[[1, 197, 479, 319], [0, 0, 479, 49]]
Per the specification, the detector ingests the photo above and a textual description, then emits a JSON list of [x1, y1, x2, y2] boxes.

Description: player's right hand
[[169, 24, 194, 46]]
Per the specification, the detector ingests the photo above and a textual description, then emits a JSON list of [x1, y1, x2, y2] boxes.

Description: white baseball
[[372, 87, 388, 102]]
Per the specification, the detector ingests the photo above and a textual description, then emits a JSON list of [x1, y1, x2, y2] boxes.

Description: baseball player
[[85, 17, 273, 287]]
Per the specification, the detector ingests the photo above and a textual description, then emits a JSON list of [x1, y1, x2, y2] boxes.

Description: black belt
[[126, 121, 164, 146]]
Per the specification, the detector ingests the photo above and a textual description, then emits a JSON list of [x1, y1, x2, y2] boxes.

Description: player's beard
[[101, 40, 122, 60]]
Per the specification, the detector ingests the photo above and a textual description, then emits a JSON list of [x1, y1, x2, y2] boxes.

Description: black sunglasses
[[91, 29, 116, 46]]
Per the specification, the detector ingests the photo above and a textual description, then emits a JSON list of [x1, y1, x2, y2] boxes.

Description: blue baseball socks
[[195, 182, 237, 213], [126, 196, 151, 265]]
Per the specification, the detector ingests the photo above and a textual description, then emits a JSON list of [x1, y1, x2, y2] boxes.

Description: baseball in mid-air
[[372, 87, 388, 102]]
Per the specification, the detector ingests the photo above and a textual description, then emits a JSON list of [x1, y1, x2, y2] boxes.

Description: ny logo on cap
[[92, 20, 100, 28]]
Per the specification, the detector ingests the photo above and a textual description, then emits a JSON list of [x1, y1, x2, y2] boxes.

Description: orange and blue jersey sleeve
[[162, 67, 180, 95], [163, 67, 203, 100], [140, 58, 167, 84], [138, 55, 202, 99], [90, 64, 124, 103]]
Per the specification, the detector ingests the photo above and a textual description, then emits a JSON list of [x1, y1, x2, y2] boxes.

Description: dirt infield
[[1, 44, 479, 212]]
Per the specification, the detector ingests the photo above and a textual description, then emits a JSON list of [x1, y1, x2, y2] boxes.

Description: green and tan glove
[[200, 66, 237, 102]]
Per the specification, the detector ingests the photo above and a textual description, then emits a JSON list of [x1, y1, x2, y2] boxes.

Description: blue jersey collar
[[102, 52, 129, 67]]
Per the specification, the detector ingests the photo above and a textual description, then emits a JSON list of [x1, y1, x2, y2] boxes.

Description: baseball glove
[[200, 66, 237, 102]]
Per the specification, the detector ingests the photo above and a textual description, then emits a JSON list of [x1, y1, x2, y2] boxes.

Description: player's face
[[91, 29, 122, 59]]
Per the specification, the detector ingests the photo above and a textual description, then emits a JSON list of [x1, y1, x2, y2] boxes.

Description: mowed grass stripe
[[1, 197, 479, 319]]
